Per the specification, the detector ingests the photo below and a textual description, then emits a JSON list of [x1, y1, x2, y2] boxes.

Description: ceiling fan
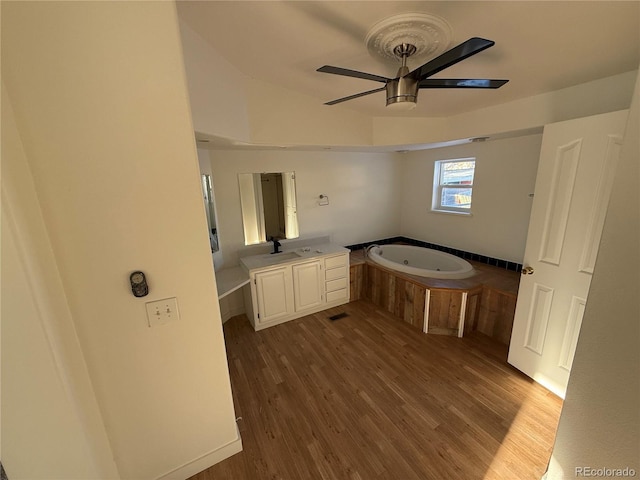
[[317, 37, 508, 110]]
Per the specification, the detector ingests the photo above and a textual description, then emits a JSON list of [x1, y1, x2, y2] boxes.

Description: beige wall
[[2, 2, 239, 478], [373, 71, 637, 147], [399, 134, 543, 263], [246, 80, 373, 146], [2, 85, 119, 479], [545, 68, 640, 479], [179, 19, 252, 142]]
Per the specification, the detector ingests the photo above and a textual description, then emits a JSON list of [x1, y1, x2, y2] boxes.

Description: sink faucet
[[269, 237, 282, 254]]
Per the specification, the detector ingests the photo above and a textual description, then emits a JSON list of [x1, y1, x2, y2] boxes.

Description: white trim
[[558, 296, 587, 371], [155, 425, 243, 480], [578, 134, 623, 273], [538, 139, 581, 265], [432, 158, 476, 213], [457, 292, 468, 338], [423, 289, 431, 333], [430, 208, 473, 217]]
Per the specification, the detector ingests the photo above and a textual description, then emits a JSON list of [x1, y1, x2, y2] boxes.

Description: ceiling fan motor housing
[[386, 65, 419, 107]]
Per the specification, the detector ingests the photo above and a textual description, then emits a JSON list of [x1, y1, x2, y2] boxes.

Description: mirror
[[238, 172, 299, 246], [201, 174, 219, 252]]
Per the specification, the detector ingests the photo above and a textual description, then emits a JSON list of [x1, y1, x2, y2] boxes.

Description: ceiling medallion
[[365, 13, 453, 69]]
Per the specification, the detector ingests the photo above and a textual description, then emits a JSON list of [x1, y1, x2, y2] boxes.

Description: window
[[432, 158, 475, 214]]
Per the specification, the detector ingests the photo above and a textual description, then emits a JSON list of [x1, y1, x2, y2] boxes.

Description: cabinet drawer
[[326, 277, 348, 292], [325, 254, 348, 270], [325, 265, 347, 280], [326, 288, 348, 303]]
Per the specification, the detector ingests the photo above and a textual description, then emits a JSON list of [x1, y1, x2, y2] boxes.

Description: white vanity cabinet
[[242, 245, 350, 331], [324, 254, 349, 303], [292, 260, 324, 312], [254, 266, 294, 324]]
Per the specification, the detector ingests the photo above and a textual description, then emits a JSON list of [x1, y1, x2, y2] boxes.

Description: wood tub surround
[[349, 262, 364, 302], [350, 250, 519, 345]]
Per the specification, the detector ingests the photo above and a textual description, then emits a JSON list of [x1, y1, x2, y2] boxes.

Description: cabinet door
[[255, 267, 294, 324], [292, 261, 324, 312]]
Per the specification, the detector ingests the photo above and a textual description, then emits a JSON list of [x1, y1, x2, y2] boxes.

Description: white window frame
[[431, 158, 475, 215]]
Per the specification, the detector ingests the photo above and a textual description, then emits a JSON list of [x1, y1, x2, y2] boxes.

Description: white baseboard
[[221, 305, 245, 323], [155, 426, 242, 480]]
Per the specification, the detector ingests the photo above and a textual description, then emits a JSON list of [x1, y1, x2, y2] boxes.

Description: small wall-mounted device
[[130, 271, 149, 297], [318, 194, 329, 206]]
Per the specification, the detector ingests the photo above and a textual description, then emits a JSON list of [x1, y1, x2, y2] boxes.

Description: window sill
[[430, 208, 473, 217]]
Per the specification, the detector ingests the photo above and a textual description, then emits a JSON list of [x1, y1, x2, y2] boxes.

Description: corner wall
[[2, 2, 240, 478]]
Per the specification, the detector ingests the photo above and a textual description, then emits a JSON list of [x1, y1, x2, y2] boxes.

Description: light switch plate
[[145, 297, 179, 327]]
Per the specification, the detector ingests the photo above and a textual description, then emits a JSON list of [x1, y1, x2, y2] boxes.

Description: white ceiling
[[177, 1, 639, 118]]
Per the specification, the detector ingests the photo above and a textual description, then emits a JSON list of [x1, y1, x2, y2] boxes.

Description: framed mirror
[[201, 174, 219, 252], [238, 172, 299, 246]]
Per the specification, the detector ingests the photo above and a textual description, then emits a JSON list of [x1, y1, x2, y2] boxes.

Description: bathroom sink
[[241, 251, 302, 271], [267, 252, 301, 263]]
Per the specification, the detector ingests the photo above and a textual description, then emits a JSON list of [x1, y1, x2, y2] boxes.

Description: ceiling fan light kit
[[385, 43, 418, 109], [317, 12, 509, 110]]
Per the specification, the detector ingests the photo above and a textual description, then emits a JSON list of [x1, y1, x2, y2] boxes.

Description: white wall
[[179, 19, 252, 142], [2, 85, 119, 480], [2, 2, 240, 479], [178, 16, 372, 147], [399, 134, 543, 263], [246, 80, 373, 146], [204, 149, 402, 268], [545, 68, 640, 479], [373, 71, 637, 146]]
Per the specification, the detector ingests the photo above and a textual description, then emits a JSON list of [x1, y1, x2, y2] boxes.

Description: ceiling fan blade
[[419, 79, 509, 89], [324, 86, 386, 105], [317, 65, 390, 83], [412, 37, 496, 81]]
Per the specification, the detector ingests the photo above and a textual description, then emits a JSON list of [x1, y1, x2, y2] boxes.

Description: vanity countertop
[[240, 243, 350, 272], [215, 266, 250, 299]]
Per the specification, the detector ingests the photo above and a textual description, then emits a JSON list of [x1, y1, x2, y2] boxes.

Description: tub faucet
[[365, 244, 381, 258], [270, 237, 282, 254]]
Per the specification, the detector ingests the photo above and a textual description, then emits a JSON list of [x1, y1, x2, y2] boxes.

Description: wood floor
[[191, 300, 562, 480]]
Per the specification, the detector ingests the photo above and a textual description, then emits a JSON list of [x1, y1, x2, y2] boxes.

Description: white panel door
[[255, 267, 294, 324], [292, 260, 323, 312], [508, 110, 627, 398]]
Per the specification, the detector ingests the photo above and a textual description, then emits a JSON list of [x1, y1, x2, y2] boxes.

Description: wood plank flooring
[[190, 300, 562, 480]]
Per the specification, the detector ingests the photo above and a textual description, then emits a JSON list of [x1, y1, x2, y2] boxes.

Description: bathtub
[[367, 244, 475, 279]]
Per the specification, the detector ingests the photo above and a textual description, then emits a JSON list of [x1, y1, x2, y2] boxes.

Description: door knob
[[521, 266, 534, 275]]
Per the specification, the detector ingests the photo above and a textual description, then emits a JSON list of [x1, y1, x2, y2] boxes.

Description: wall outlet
[[145, 297, 179, 327]]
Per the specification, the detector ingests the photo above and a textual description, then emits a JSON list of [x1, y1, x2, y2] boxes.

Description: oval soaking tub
[[367, 244, 475, 279]]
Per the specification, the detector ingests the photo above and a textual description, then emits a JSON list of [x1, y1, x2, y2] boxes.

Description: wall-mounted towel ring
[[318, 194, 329, 206]]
